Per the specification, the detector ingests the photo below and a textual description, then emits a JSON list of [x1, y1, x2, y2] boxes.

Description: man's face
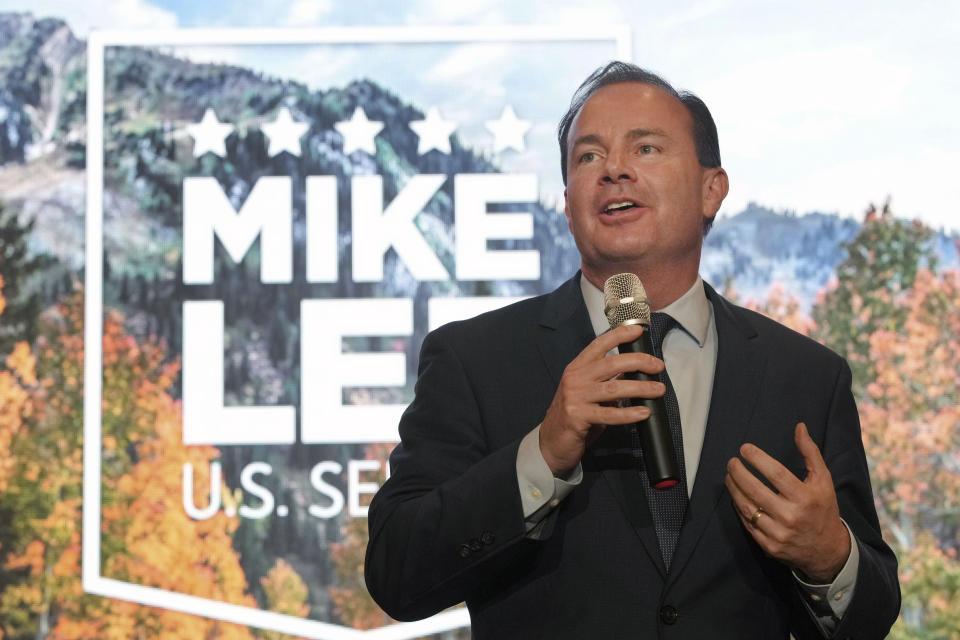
[[563, 81, 725, 285]]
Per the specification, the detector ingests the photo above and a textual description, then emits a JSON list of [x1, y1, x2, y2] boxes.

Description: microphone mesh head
[[603, 273, 651, 328]]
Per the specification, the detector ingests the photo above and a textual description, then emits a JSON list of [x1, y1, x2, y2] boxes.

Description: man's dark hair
[[557, 61, 722, 233]]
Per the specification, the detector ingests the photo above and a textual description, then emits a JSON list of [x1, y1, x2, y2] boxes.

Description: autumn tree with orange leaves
[[327, 443, 394, 631], [723, 208, 960, 638], [742, 281, 816, 337], [260, 559, 310, 640], [856, 268, 960, 639], [810, 210, 960, 639], [0, 286, 257, 639]]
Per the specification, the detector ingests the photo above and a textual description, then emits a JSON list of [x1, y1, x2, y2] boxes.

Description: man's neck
[[581, 263, 700, 311]]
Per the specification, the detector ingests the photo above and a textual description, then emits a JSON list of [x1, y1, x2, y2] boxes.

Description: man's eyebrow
[[626, 127, 669, 140], [571, 128, 669, 148], [571, 133, 603, 148]]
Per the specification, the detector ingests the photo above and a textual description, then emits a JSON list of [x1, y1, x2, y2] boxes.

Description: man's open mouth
[[603, 200, 640, 214]]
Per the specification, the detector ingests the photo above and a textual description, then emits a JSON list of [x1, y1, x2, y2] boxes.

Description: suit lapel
[[666, 284, 768, 585], [590, 430, 669, 576], [537, 273, 667, 575], [535, 273, 596, 385]]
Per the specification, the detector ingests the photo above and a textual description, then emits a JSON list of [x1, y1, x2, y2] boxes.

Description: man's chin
[[582, 253, 652, 278]]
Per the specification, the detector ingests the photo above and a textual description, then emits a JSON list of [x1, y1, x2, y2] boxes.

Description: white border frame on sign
[[84, 25, 631, 639]]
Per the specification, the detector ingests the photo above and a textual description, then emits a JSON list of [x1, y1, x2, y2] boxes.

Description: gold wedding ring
[[750, 508, 765, 527]]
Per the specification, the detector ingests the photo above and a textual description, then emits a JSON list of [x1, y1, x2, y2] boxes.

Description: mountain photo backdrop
[[2, 9, 960, 640]]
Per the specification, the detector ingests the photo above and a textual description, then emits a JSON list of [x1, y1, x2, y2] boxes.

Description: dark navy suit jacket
[[365, 275, 899, 639]]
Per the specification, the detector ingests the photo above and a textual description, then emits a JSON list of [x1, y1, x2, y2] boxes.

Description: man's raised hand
[[539, 324, 666, 475], [725, 423, 850, 583]]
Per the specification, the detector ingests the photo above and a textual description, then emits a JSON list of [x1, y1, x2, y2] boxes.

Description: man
[[365, 61, 900, 638]]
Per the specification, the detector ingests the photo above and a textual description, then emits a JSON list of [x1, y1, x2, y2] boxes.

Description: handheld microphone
[[603, 273, 681, 490]]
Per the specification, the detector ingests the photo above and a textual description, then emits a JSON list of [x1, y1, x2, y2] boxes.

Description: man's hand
[[725, 422, 850, 583], [540, 324, 666, 475]]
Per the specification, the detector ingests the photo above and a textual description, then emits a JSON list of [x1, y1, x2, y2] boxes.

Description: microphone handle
[[618, 331, 681, 490]]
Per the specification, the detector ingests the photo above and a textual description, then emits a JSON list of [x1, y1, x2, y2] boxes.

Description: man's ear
[[563, 188, 573, 233], [702, 167, 729, 221]]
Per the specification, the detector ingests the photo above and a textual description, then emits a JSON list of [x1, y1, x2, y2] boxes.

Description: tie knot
[[649, 312, 678, 356]]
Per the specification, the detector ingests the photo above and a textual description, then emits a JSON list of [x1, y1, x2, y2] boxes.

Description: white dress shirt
[[515, 275, 858, 633]]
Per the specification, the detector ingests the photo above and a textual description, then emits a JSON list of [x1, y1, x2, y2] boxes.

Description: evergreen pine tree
[[0, 202, 55, 355], [812, 200, 937, 398]]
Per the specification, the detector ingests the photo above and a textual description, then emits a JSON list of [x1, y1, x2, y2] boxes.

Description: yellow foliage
[[4, 540, 45, 576], [259, 559, 311, 640], [6, 341, 37, 386], [0, 369, 30, 491], [262, 559, 310, 618], [1, 290, 259, 639]]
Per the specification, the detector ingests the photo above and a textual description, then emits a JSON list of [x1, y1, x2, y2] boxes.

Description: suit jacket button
[[480, 531, 495, 545], [659, 605, 678, 625], [459, 544, 472, 558]]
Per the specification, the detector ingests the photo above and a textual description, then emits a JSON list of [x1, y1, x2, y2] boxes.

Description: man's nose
[[601, 149, 636, 183]]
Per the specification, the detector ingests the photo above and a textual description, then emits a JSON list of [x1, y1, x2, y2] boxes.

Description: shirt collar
[[580, 273, 711, 348]]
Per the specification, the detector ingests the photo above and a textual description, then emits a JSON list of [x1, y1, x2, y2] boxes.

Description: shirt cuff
[[516, 424, 582, 534], [793, 519, 860, 631]]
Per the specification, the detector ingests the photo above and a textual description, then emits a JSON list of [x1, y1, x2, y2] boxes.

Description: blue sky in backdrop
[[6, 0, 960, 232]]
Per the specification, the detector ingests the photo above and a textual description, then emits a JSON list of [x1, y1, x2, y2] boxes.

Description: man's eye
[[639, 145, 656, 154], [579, 151, 597, 163]]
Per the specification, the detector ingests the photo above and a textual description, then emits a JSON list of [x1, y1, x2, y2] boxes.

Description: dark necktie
[[634, 311, 689, 570]]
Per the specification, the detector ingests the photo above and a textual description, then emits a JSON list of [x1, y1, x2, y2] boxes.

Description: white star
[[409, 106, 457, 155], [186, 108, 234, 157], [485, 105, 531, 154], [334, 107, 384, 155], [261, 107, 310, 157]]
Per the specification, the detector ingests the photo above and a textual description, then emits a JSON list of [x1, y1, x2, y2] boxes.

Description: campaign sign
[[83, 27, 628, 638]]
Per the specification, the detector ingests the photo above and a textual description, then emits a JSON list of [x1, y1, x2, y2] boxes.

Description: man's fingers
[[566, 325, 664, 382], [730, 499, 789, 555], [794, 422, 827, 478], [593, 351, 664, 381], [588, 403, 651, 426], [577, 323, 645, 362], [738, 442, 804, 499], [726, 470, 792, 551], [589, 378, 665, 404], [724, 470, 759, 522], [566, 349, 663, 385], [726, 456, 787, 519]]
